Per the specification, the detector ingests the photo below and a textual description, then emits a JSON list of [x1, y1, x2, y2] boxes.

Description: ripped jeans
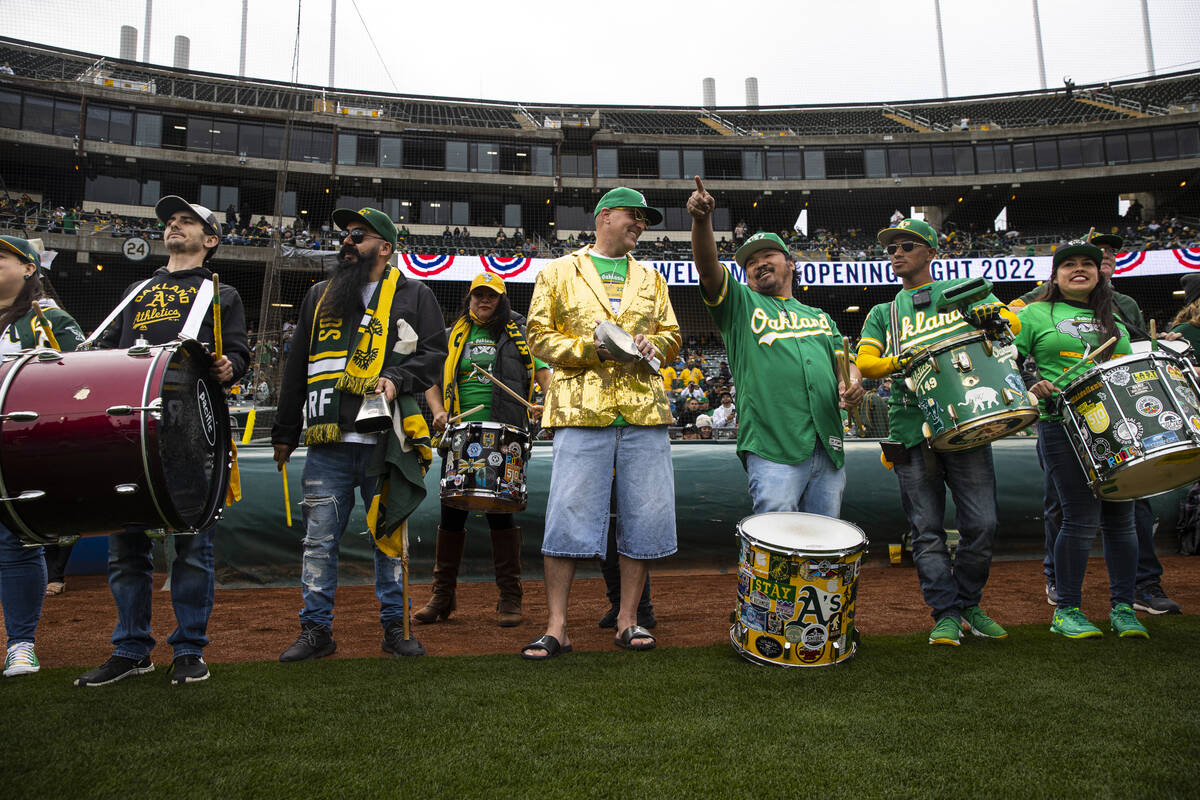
[[298, 442, 405, 630]]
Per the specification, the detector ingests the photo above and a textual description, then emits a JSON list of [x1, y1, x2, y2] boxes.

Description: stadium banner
[[390, 249, 1200, 287]]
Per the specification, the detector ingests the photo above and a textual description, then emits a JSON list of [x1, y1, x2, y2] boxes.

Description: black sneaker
[[74, 655, 155, 687], [279, 623, 336, 662], [598, 605, 619, 629], [638, 606, 657, 630], [1133, 584, 1182, 615], [170, 654, 209, 685], [381, 623, 425, 658]]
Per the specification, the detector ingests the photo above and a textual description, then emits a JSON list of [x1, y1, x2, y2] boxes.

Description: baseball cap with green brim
[[593, 187, 663, 226], [877, 218, 938, 249], [735, 232, 791, 268], [1088, 230, 1124, 249], [332, 207, 398, 248], [1052, 239, 1104, 268], [155, 195, 222, 237], [0, 235, 40, 267]]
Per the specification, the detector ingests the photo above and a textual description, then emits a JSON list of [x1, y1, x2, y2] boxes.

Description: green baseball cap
[[1088, 229, 1123, 249], [734, 232, 792, 268], [1053, 239, 1103, 268], [332, 207, 398, 248], [593, 187, 663, 226], [0, 235, 40, 267], [878, 218, 939, 249]]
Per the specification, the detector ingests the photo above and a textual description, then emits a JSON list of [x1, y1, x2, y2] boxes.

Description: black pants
[[440, 504, 514, 532], [43, 541, 75, 583]]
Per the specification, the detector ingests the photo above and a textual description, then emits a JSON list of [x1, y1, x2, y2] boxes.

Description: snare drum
[[730, 513, 867, 668], [0, 339, 231, 545], [1060, 350, 1200, 499], [903, 331, 1039, 451], [439, 420, 532, 512]]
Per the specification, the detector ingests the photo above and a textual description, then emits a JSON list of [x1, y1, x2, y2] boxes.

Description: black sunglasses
[[885, 241, 926, 255], [343, 228, 384, 244]]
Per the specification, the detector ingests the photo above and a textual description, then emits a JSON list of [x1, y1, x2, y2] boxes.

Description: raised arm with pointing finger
[[687, 176, 725, 300]]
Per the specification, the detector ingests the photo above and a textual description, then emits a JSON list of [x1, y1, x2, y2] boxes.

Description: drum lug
[[953, 351, 973, 372], [106, 398, 162, 416], [36, 349, 63, 362], [1001, 388, 1013, 405], [947, 404, 959, 422], [0, 410, 38, 422], [922, 422, 933, 439], [981, 339, 994, 357], [1026, 390, 1039, 406], [0, 489, 45, 502], [115, 484, 140, 495], [929, 358, 940, 374], [904, 376, 916, 393]]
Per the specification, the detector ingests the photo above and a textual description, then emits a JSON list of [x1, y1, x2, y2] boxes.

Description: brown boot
[[491, 526, 523, 627], [413, 528, 465, 624]]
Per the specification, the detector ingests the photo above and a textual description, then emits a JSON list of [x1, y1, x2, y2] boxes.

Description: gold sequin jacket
[[527, 246, 681, 427]]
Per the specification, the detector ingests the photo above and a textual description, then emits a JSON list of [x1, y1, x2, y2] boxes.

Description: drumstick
[[401, 522, 413, 642], [1052, 336, 1119, 387], [211, 273, 224, 358], [1149, 319, 1158, 351], [31, 303, 62, 350], [471, 363, 536, 410], [446, 404, 485, 424], [281, 462, 293, 527], [839, 337, 865, 436]]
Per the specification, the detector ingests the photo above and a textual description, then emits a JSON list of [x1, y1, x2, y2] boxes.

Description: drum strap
[[888, 301, 901, 357], [179, 279, 216, 341], [82, 277, 155, 347]]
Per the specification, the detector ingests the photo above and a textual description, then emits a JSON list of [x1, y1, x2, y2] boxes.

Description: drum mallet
[[471, 364, 536, 409], [1149, 320, 1158, 351], [281, 463, 293, 527], [31, 303, 62, 351], [839, 336, 865, 436], [211, 274, 223, 358]]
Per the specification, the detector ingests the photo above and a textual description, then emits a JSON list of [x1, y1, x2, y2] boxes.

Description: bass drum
[[0, 339, 231, 545]]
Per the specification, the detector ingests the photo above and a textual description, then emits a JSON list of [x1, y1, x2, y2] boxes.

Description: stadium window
[[803, 149, 825, 179], [931, 146, 955, 176], [218, 186, 238, 211], [863, 149, 885, 179], [1127, 132, 1153, 163], [992, 143, 1012, 172], [200, 185, 219, 209], [139, 179, 160, 206], [53, 99, 79, 138], [1178, 126, 1200, 159], [826, 149, 864, 179], [237, 123, 262, 158], [1057, 137, 1081, 169], [452, 202, 469, 226], [618, 148, 657, 179], [1109, 134, 1132, 166], [337, 133, 357, 166], [532, 146, 553, 177], [596, 148, 617, 179], [661, 207, 686, 230], [1080, 136, 1104, 167], [310, 129, 332, 163], [1011, 142, 1035, 172], [383, 199, 406, 222], [85, 104, 110, 142], [560, 154, 591, 178], [107, 109, 132, 145], [498, 144, 529, 175], [1152, 128, 1178, 160], [887, 147, 910, 177], [22, 94, 54, 135], [910, 146, 931, 176], [953, 145, 974, 175], [421, 201, 450, 225], [211, 119, 236, 154], [161, 114, 187, 150], [975, 144, 995, 174], [135, 112, 161, 148], [85, 175, 139, 205], [379, 136, 402, 168], [1034, 140, 1057, 170], [555, 205, 589, 230], [188, 115, 213, 152], [682, 150, 704, 179], [356, 135, 379, 167], [261, 125, 284, 160], [712, 207, 731, 230], [405, 137, 444, 170], [659, 149, 681, 180], [0, 90, 20, 129], [471, 142, 499, 173], [445, 140, 468, 172], [705, 149, 741, 179], [281, 191, 297, 217], [742, 150, 764, 180], [504, 203, 521, 228]]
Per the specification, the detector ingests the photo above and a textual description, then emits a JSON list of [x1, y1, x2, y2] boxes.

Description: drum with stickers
[[730, 513, 867, 668], [902, 331, 1039, 451], [439, 420, 532, 512], [1059, 349, 1200, 500]]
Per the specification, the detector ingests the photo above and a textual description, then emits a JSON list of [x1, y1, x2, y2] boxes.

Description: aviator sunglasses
[[343, 228, 384, 244], [885, 241, 926, 255]]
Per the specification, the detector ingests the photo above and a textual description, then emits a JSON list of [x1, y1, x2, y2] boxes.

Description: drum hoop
[[0, 351, 46, 543], [139, 343, 177, 530], [735, 513, 867, 558]]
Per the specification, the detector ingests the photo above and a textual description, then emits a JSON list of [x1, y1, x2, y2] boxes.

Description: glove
[[893, 346, 928, 374], [966, 301, 1005, 330]]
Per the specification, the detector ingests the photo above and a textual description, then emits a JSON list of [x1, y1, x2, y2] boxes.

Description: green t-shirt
[[1013, 300, 1131, 420], [860, 278, 1000, 448], [455, 323, 547, 422], [704, 266, 848, 468], [590, 252, 629, 426]]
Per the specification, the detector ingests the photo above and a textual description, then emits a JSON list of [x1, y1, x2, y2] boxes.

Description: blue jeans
[[1038, 421, 1136, 609], [109, 525, 214, 659], [542, 426, 677, 559], [0, 524, 45, 645], [893, 444, 998, 622], [745, 447, 846, 517], [299, 443, 405, 629]]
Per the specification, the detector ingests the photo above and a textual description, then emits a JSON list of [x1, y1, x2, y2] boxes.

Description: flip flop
[[614, 624, 656, 651], [521, 634, 573, 660]]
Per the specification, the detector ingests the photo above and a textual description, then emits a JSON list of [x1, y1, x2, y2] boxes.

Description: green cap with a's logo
[[593, 187, 663, 225], [332, 207, 398, 248], [734, 232, 791, 268], [0, 235, 41, 267], [1052, 238, 1103, 268], [877, 218, 939, 249], [1087, 229, 1123, 250]]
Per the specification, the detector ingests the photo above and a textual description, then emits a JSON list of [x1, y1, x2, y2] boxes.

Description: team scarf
[[304, 265, 402, 444], [366, 393, 433, 558], [441, 315, 534, 414]]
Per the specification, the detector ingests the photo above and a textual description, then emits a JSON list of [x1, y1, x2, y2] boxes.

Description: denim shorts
[[542, 426, 677, 560]]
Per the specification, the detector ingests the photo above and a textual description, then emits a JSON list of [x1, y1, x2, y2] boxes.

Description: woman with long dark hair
[[0, 236, 85, 677], [1014, 239, 1148, 640], [419, 272, 551, 626]]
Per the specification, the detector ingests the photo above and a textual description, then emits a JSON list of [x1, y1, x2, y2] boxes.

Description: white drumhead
[[739, 512, 865, 553]]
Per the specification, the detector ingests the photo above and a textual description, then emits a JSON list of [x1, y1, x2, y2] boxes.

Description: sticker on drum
[[918, 398, 946, 435], [1144, 431, 1180, 450], [1113, 419, 1143, 443], [740, 604, 765, 631], [1160, 411, 1183, 431], [768, 555, 791, 582], [767, 613, 782, 635], [452, 432, 466, 452], [754, 637, 783, 660], [775, 599, 795, 619], [1178, 387, 1199, 408], [805, 559, 837, 579], [798, 645, 824, 664], [1136, 396, 1164, 417], [506, 442, 521, 456], [1167, 365, 1185, 381], [482, 432, 496, 448], [1127, 382, 1151, 398], [783, 623, 805, 643], [802, 624, 828, 651], [749, 590, 770, 610], [466, 442, 482, 458], [1108, 367, 1131, 386], [487, 452, 503, 467], [736, 570, 750, 596]]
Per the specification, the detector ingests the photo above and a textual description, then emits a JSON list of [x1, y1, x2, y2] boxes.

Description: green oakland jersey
[[1014, 300, 1131, 420], [705, 266, 848, 468], [860, 278, 1003, 448], [590, 252, 628, 316]]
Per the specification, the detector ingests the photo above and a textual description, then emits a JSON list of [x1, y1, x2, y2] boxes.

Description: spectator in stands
[[717, 359, 731, 383], [442, 226, 452, 238], [225, 204, 236, 231], [660, 362, 677, 394], [696, 415, 714, 439], [689, 178, 862, 518], [734, 220, 747, 244], [679, 380, 705, 405], [0, 62, 13, 76], [495, 228, 506, 242], [711, 392, 736, 428], [676, 396, 702, 428], [398, 225, 410, 238], [680, 424, 700, 440], [452, 227, 461, 238], [1170, 273, 1200, 354]]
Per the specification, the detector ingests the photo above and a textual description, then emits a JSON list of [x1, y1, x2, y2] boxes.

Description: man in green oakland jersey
[[688, 177, 863, 518], [856, 218, 1020, 647]]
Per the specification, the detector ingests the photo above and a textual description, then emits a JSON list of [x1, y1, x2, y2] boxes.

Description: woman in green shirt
[[419, 272, 551, 627], [1014, 240, 1147, 641], [1169, 274, 1200, 356]]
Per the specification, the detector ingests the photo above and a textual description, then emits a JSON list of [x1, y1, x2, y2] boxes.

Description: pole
[[142, 0, 153, 62], [239, 0, 249, 77], [933, 0, 949, 98], [1031, 0, 1047, 90], [1139, 0, 1156, 76], [329, 0, 337, 88]]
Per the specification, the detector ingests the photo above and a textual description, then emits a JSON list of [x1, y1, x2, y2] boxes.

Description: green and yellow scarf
[[441, 315, 535, 414], [366, 393, 433, 558]]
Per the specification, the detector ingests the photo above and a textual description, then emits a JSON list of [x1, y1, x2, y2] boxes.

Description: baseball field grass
[[8, 616, 1199, 799]]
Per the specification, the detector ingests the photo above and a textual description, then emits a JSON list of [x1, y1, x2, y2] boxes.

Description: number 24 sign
[[123, 237, 150, 262]]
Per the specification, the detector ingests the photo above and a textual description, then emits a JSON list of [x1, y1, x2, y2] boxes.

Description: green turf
[[7, 617, 1200, 799]]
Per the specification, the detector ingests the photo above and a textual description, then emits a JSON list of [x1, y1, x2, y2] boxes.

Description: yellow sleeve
[[999, 305, 1021, 335], [855, 343, 902, 379]]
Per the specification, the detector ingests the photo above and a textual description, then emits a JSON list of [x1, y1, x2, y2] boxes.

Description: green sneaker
[[1050, 607, 1103, 639], [961, 606, 1008, 639], [1109, 603, 1150, 639], [928, 617, 961, 646]]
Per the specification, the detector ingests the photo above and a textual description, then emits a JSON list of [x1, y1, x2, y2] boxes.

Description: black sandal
[[521, 634, 573, 660]]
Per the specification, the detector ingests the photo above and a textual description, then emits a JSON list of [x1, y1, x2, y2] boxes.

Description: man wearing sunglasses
[[522, 187, 681, 659], [272, 207, 447, 662], [856, 218, 1019, 647], [687, 177, 863, 519]]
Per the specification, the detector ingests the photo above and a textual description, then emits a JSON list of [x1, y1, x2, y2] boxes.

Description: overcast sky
[[5, 0, 1200, 106]]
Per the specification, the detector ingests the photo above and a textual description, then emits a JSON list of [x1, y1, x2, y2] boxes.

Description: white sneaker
[[4, 642, 40, 677]]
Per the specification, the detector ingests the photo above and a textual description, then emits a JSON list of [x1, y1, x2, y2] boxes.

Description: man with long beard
[[272, 207, 446, 661]]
